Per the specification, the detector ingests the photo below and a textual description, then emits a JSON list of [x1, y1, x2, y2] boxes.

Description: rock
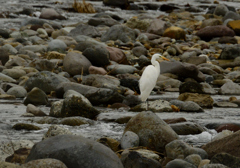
[[1, 44, 17, 55], [42, 125, 73, 140], [0, 48, 9, 65], [63, 52, 92, 76], [202, 130, 240, 158], [103, 0, 129, 9], [0, 161, 20, 168], [164, 117, 187, 124], [74, 35, 106, 51], [121, 149, 161, 168], [88, 17, 119, 27], [0, 73, 16, 83], [201, 83, 217, 94], [219, 80, 240, 95], [107, 64, 137, 75], [215, 123, 240, 132], [24, 71, 69, 93], [132, 46, 148, 57], [199, 67, 218, 75], [200, 19, 222, 29], [49, 100, 63, 117], [196, 25, 235, 41], [19, 45, 47, 54], [131, 99, 173, 112], [198, 63, 224, 74], [166, 140, 208, 159], [214, 101, 238, 108], [202, 164, 229, 168], [156, 76, 181, 90], [26, 104, 47, 116], [210, 153, 240, 168], [23, 87, 48, 105], [89, 66, 107, 75], [12, 123, 41, 130], [212, 130, 233, 141], [179, 81, 204, 94], [39, 8, 66, 20], [61, 95, 100, 119], [2, 69, 26, 79], [178, 93, 214, 108], [223, 11, 240, 22], [125, 17, 151, 31], [147, 19, 170, 36], [163, 26, 186, 40], [56, 82, 124, 105], [220, 44, 240, 59], [214, 4, 229, 16], [68, 24, 101, 38], [121, 131, 139, 149], [218, 36, 238, 44], [82, 45, 110, 67], [28, 58, 57, 71], [26, 135, 124, 168], [185, 154, 202, 167], [199, 160, 211, 168], [160, 61, 205, 82], [56, 36, 77, 47], [101, 25, 136, 43], [47, 51, 66, 60], [52, 29, 68, 39], [5, 148, 31, 165], [97, 137, 120, 152], [22, 158, 68, 168], [124, 111, 178, 153], [166, 159, 196, 168], [0, 28, 10, 38], [48, 39, 67, 52], [6, 86, 27, 98], [106, 46, 128, 64], [170, 122, 205, 135]]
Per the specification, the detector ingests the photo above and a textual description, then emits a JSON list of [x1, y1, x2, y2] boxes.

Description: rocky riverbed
[[1, 0, 240, 167]]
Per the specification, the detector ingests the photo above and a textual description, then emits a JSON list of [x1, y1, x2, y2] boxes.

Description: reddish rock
[[106, 47, 129, 64]]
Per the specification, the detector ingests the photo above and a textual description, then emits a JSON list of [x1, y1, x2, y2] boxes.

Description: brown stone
[[163, 26, 186, 40]]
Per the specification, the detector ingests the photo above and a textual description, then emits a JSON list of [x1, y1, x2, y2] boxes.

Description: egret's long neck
[[152, 60, 160, 75]]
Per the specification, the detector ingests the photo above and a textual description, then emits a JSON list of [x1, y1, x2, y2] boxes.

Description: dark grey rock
[[68, 24, 101, 38]]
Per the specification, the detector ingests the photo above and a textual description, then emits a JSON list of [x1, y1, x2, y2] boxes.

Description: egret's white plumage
[[139, 54, 161, 102]]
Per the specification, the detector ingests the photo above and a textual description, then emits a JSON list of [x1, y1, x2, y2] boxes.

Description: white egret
[[139, 53, 169, 110]]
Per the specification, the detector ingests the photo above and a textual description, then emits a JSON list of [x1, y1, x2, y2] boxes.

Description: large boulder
[[124, 111, 178, 153], [196, 25, 235, 41], [25, 135, 124, 168], [101, 25, 136, 43], [24, 71, 69, 93], [68, 24, 101, 38], [63, 52, 92, 76], [202, 130, 240, 159]]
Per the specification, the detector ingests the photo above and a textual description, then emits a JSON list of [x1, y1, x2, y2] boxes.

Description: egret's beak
[[160, 56, 170, 61]]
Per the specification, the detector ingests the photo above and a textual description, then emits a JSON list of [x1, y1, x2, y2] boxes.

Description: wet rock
[[219, 80, 240, 95], [47, 39, 67, 52], [23, 87, 48, 105], [131, 99, 173, 112], [26, 104, 47, 116], [12, 123, 41, 131], [200, 19, 222, 29], [63, 52, 92, 76], [214, 101, 238, 108], [22, 158, 67, 168], [26, 134, 124, 168], [101, 25, 136, 43], [215, 123, 240, 132], [124, 111, 178, 153], [40, 8, 66, 20], [59, 117, 88, 126], [210, 153, 240, 168], [121, 149, 161, 168], [103, 0, 129, 9], [42, 125, 73, 140], [0, 48, 9, 65], [166, 159, 196, 168], [120, 78, 139, 94], [107, 64, 138, 75], [88, 17, 119, 27], [170, 122, 205, 135], [166, 140, 208, 159], [6, 148, 31, 165], [122, 95, 141, 107], [106, 46, 128, 64], [89, 66, 107, 75], [160, 61, 205, 82], [147, 19, 170, 36], [220, 44, 240, 59], [49, 100, 63, 118], [202, 130, 240, 158], [24, 71, 69, 93], [163, 26, 186, 40], [178, 93, 214, 108], [179, 81, 204, 94], [2, 69, 26, 79], [61, 95, 100, 119], [97, 137, 120, 152], [68, 24, 101, 38], [223, 11, 240, 22], [196, 25, 235, 41], [132, 46, 148, 57], [125, 17, 151, 31], [121, 131, 139, 149], [218, 36, 238, 44], [214, 4, 229, 16], [82, 45, 110, 67], [185, 154, 202, 167], [6, 86, 27, 98]]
